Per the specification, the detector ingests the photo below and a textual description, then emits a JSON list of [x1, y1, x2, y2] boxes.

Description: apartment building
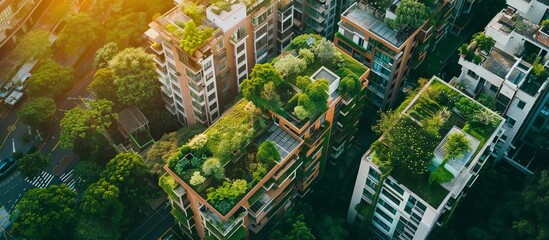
[[454, 2, 549, 174], [334, 0, 456, 109], [145, 0, 287, 126], [347, 77, 504, 239], [292, 0, 338, 38], [159, 35, 369, 239]]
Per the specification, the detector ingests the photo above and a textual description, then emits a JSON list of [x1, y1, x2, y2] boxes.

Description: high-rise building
[[454, 1, 549, 173], [347, 76, 504, 239], [145, 0, 287, 126], [334, 0, 458, 109], [159, 35, 369, 239]]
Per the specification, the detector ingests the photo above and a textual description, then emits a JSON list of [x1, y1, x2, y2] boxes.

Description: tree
[[313, 38, 334, 65], [444, 132, 471, 159], [74, 160, 103, 190], [392, 0, 428, 30], [93, 42, 119, 70], [81, 178, 124, 222], [17, 152, 49, 179], [473, 32, 494, 53], [12, 185, 77, 239], [12, 29, 51, 61], [257, 140, 280, 166], [202, 157, 224, 180], [296, 75, 312, 91], [261, 81, 277, 100], [55, 13, 101, 55], [293, 105, 309, 121], [146, 125, 206, 174], [244, 101, 261, 128], [60, 99, 117, 149], [299, 48, 315, 65], [206, 179, 248, 203], [18, 97, 56, 129], [274, 55, 307, 77], [338, 75, 361, 96], [109, 47, 159, 108], [315, 216, 348, 240], [286, 221, 316, 240], [514, 170, 549, 240], [106, 12, 148, 48], [101, 153, 152, 210], [190, 171, 206, 186], [75, 217, 121, 240], [181, 1, 204, 24], [179, 21, 214, 55], [27, 58, 74, 98], [89, 68, 119, 104]]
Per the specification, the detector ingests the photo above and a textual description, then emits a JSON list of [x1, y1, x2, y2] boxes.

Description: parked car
[[0, 157, 17, 180], [15, 73, 31, 91], [5, 90, 24, 108], [0, 82, 15, 100]]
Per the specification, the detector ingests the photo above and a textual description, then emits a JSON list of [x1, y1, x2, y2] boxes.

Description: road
[[123, 201, 176, 240], [0, 38, 98, 212]]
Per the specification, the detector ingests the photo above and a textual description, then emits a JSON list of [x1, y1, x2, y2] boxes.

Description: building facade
[[334, 0, 458, 109], [159, 36, 369, 239], [347, 77, 504, 239], [454, 1, 549, 173], [145, 0, 286, 126]]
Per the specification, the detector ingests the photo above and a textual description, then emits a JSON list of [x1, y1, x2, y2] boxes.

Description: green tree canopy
[[93, 42, 120, 70], [106, 12, 148, 48], [27, 58, 74, 98], [179, 20, 214, 55], [89, 68, 119, 104], [181, 1, 204, 24], [17, 97, 56, 129], [189, 171, 206, 186], [313, 38, 335, 65], [55, 13, 101, 55], [17, 152, 49, 178], [472, 32, 495, 53], [74, 160, 103, 190], [241, 63, 284, 110], [101, 153, 152, 210], [146, 125, 206, 175], [257, 140, 280, 166], [392, 0, 428, 31], [109, 47, 159, 108], [81, 178, 124, 223], [13, 29, 51, 61], [315, 216, 348, 240], [444, 131, 472, 159], [202, 157, 224, 180], [13, 185, 77, 239], [60, 99, 117, 149], [338, 75, 361, 96], [75, 217, 121, 240], [286, 221, 316, 240]]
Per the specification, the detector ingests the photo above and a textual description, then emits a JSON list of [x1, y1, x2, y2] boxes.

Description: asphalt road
[[123, 200, 175, 240], [0, 41, 97, 211]]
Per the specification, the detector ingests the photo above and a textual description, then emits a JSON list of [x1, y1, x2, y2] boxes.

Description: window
[[506, 116, 516, 127], [204, 61, 212, 70], [489, 84, 498, 92], [517, 100, 526, 109], [237, 43, 245, 53], [337, 40, 352, 53], [208, 93, 216, 101], [217, 40, 224, 50], [209, 102, 217, 111], [467, 70, 479, 79], [375, 208, 394, 223], [207, 83, 215, 92], [382, 189, 401, 205]]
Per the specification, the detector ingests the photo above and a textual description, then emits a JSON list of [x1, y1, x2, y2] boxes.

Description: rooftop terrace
[[482, 48, 517, 79], [341, 3, 407, 48], [369, 77, 503, 207]]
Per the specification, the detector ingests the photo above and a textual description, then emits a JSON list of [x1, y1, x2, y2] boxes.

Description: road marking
[[24, 171, 54, 188], [51, 140, 61, 152], [0, 116, 20, 149]]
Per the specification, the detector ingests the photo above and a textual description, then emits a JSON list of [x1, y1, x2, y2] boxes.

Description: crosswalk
[[24, 171, 54, 188], [59, 169, 79, 192]]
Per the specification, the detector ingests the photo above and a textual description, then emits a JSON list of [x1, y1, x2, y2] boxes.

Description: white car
[[15, 73, 31, 91], [0, 82, 14, 99]]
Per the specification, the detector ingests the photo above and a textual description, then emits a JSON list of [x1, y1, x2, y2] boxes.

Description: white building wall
[[507, 0, 548, 24]]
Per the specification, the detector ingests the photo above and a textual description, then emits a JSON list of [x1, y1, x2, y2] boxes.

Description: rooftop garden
[[459, 32, 495, 64], [165, 3, 214, 55], [370, 78, 502, 207], [520, 59, 549, 96], [241, 34, 368, 127], [167, 99, 285, 215]]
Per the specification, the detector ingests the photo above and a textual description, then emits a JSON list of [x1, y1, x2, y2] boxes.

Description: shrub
[[299, 48, 315, 65], [296, 75, 311, 91], [202, 157, 224, 180], [188, 134, 208, 149], [249, 163, 266, 184], [444, 131, 471, 159], [293, 105, 309, 121], [207, 179, 248, 203], [256, 140, 280, 166], [190, 171, 206, 186]]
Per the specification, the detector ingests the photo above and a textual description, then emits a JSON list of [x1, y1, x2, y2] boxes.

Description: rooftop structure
[[160, 35, 369, 239], [335, 0, 457, 109], [145, 0, 282, 126], [347, 76, 504, 239], [455, 4, 549, 174]]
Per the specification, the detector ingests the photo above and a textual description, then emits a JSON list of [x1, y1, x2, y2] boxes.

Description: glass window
[[517, 100, 526, 109]]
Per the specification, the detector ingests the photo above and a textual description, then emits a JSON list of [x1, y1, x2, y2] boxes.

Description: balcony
[[535, 27, 549, 47]]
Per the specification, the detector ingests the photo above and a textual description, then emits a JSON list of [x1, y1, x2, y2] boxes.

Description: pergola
[[117, 106, 154, 149]]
